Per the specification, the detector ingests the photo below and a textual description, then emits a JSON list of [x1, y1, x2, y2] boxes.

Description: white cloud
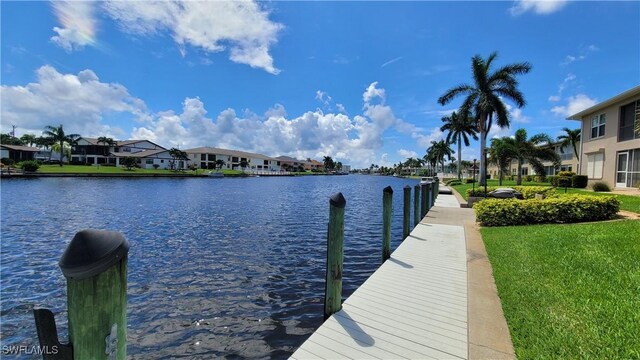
[[1, 65, 149, 136], [548, 95, 561, 102], [551, 94, 598, 117], [50, 1, 97, 51], [549, 73, 576, 102], [488, 125, 513, 140], [504, 102, 530, 124], [381, 57, 403, 68], [561, 45, 599, 65], [398, 149, 418, 159], [510, 0, 568, 15], [102, 1, 283, 74], [336, 103, 346, 113], [363, 82, 386, 104], [315, 90, 332, 106]]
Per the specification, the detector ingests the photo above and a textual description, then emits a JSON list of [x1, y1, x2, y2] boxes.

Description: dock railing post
[[403, 185, 411, 240], [49, 229, 129, 360], [382, 186, 393, 263], [413, 184, 420, 228], [420, 183, 428, 218], [325, 192, 346, 320]]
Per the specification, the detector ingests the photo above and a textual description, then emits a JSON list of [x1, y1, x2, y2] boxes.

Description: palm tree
[[239, 159, 250, 172], [97, 136, 117, 165], [323, 156, 335, 171], [215, 159, 226, 170], [20, 134, 37, 147], [556, 128, 581, 161], [503, 129, 560, 185], [440, 111, 478, 179], [42, 125, 80, 166], [168, 148, 189, 171], [488, 137, 515, 186], [438, 51, 532, 185], [35, 136, 55, 162], [426, 140, 454, 175]]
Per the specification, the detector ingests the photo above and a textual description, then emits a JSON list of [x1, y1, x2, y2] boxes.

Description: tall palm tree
[[488, 137, 515, 186], [239, 159, 250, 172], [97, 136, 117, 165], [440, 111, 478, 179], [503, 129, 560, 185], [42, 125, 80, 166], [556, 128, 581, 161], [438, 51, 532, 185], [323, 156, 335, 171], [426, 140, 454, 175], [215, 159, 226, 170]]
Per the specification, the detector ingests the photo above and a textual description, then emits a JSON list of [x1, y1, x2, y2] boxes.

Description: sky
[[1, 1, 639, 168]]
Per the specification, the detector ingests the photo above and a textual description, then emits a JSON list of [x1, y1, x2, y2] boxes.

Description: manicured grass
[[36, 165, 243, 176], [481, 220, 640, 359]]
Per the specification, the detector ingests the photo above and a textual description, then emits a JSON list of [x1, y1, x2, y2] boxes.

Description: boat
[[420, 177, 434, 184], [208, 171, 224, 178]]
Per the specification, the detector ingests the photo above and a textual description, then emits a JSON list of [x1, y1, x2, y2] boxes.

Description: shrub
[[557, 176, 572, 188], [153, 164, 160, 169], [465, 178, 476, 184], [592, 181, 611, 192], [524, 175, 534, 182], [546, 175, 558, 185], [572, 175, 588, 188], [534, 175, 546, 183], [467, 186, 557, 199], [475, 195, 620, 226], [557, 171, 576, 177], [19, 160, 40, 172], [1, 158, 15, 166], [447, 180, 462, 186]]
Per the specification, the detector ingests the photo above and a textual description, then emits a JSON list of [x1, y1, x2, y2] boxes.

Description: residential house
[[303, 159, 325, 171], [0, 144, 39, 162], [568, 85, 640, 188], [185, 147, 281, 172], [275, 156, 305, 171], [487, 141, 578, 179], [71, 137, 183, 169]]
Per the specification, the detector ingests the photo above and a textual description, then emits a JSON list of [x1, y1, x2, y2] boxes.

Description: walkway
[[291, 189, 473, 359]]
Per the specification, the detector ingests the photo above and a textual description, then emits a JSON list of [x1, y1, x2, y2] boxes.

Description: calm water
[[1, 175, 419, 359]]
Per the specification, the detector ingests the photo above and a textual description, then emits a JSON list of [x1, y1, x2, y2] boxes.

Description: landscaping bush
[[592, 181, 611, 192], [467, 186, 557, 199], [19, 160, 40, 172], [524, 175, 534, 182], [557, 171, 576, 177], [1, 158, 15, 166], [571, 175, 588, 188], [534, 175, 546, 182], [447, 180, 462, 186], [546, 175, 558, 185], [557, 176, 572, 188], [475, 195, 620, 226]]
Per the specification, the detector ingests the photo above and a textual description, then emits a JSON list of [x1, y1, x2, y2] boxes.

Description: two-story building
[[274, 156, 305, 171], [486, 141, 578, 179], [568, 85, 640, 188], [185, 147, 281, 172], [71, 137, 182, 169]]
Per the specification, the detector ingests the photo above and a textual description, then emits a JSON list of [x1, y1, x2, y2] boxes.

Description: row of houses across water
[[1, 137, 347, 174]]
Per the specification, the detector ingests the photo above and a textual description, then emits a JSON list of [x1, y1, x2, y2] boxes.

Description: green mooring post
[[420, 183, 428, 218], [61, 229, 129, 360], [427, 182, 433, 212], [413, 184, 420, 228], [325, 192, 346, 320], [382, 186, 393, 263], [403, 185, 411, 240]]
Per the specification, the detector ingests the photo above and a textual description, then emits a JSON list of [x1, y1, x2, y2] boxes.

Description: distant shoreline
[[0, 172, 345, 179]]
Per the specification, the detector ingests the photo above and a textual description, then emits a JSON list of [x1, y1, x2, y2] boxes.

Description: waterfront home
[[303, 159, 325, 171], [0, 144, 40, 162], [71, 137, 184, 170], [568, 85, 640, 188], [185, 147, 281, 172], [275, 156, 305, 171]]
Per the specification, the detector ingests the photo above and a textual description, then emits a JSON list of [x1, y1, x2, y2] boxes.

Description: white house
[[185, 147, 281, 172]]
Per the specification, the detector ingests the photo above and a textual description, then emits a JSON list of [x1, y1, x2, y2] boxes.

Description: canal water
[[1, 175, 420, 359]]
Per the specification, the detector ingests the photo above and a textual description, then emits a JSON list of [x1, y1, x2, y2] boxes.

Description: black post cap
[[329, 192, 346, 208], [383, 186, 393, 194], [59, 229, 129, 280], [404, 185, 411, 189]]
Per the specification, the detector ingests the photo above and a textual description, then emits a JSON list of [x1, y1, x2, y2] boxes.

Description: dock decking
[[291, 190, 468, 359]]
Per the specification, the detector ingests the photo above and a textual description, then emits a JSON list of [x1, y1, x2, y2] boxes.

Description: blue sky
[[2, 1, 639, 168]]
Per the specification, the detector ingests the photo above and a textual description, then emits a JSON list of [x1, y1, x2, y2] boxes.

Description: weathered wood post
[[433, 180, 439, 206], [45, 229, 129, 360], [427, 182, 433, 213], [382, 186, 393, 263], [413, 184, 420, 228], [420, 183, 428, 218], [403, 185, 411, 239], [325, 192, 346, 320]]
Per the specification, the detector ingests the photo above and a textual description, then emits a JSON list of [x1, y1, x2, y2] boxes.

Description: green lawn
[[450, 180, 640, 214], [481, 220, 640, 359]]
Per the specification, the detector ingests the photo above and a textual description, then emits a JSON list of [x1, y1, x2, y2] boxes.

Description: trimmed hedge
[[467, 186, 557, 199], [592, 181, 611, 192], [572, 175, 588, 188], [475, 195, 620, 226]]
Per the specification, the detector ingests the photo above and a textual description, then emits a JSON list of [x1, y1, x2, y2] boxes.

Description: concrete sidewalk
[[427, 188, 515, 359]]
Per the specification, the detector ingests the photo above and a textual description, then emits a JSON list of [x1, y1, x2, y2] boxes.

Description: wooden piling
[[382, 186, 393, 263], [325, 192, 346, 320], [427, 182, 433, 212], [59, 229, 129, 360], [403, 185, 411, 240], [421, 183, 428, 217], [413, 184, 420, 228]]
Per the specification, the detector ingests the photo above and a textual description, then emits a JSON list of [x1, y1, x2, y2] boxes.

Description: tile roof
[[0, 144, 40, 152], [184, 147, 276, 160], [111, 149, 168, 158]]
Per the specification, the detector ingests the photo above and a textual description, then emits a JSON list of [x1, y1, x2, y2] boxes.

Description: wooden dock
[[291, 191, 468, 359]]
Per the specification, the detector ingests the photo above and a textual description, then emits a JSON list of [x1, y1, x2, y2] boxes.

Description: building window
[[201, 154, 206, 161], [619, 100, 640, 141], [263, 160, 269, 165], [145, 159, 154, 165], [591, 114, 606, 139], [232, 156, 239, 163], [208, 154, 215, 161], [586, 152, 604, 179]]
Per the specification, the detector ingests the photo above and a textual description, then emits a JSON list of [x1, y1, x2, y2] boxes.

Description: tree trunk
[[517, 159, 523, 185], [59, 140, 64, 166], [498, 165, 503, 186], [457, 137, 462, 179], [479, 129, 487, 185]]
